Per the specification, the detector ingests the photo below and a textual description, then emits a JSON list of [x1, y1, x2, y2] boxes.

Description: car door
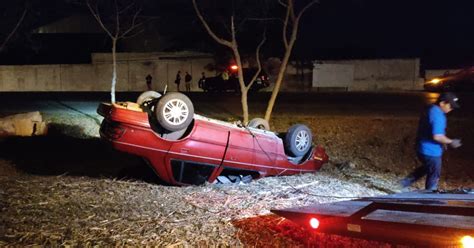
[[251, 131, 278, 175], [222, 128, 278, 175], [164, 121, 230, 185], [222, 128, 256, 171]]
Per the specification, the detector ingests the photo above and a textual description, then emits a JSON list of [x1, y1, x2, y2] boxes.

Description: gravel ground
[[0, 103, 473, 247]]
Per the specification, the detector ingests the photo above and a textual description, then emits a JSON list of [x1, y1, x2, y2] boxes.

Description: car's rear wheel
[[284, 124, 312, 157], [137, 91, 162, 106], [155, 92, 194, 132], [248, 118, 270, 131]]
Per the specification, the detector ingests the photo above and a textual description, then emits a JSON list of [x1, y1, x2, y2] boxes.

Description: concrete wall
[[279, 58, 424, 92], [0, 53, 424, 92], [312, 64, 354, 88], [0, 65, 61, 91], [0, 54, 215, 92], [279, 62, 313, 92], [310, 59, 424, 91]]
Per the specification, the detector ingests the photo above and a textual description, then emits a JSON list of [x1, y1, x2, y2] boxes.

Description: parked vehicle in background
[[200, 68, 270, 93], [97, 91, 328, 186], [424, 66, 474, 92]]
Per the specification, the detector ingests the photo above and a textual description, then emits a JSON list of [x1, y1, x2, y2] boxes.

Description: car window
[[170, 159, 217, 185]]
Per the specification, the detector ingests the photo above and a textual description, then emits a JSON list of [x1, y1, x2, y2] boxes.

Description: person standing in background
[[184, 72, 192, 92], [198, 72, 206, 89], [175, 71, 181, 91], [145, 74, 152, 90], [221, 69, 229, 81]]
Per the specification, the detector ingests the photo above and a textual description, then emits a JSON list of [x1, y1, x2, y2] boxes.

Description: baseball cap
[[438, 92, 460, 109]]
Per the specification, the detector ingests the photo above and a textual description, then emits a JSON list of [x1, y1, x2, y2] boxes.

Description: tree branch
[[288, 0, 296, 22], [296, 0, 319, 21], [114, 0, 120, 37], [246, 30, 267, 90], [192, 0, 233, 48], [119, 6, 142, 38], [231, 15, 237, 45], [277, 0, 288, 8], [282, 0, 291, 49], [0, 8, 27, 53], [121, 27, 144, 39], [87, 0, 114, 38], [118, 2, 135, 14]]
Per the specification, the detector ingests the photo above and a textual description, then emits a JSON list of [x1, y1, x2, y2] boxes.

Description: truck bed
[[272, 190, 474, 247]]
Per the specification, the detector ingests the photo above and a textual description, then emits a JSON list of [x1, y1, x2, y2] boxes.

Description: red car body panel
[[98, 102, 329, 185]]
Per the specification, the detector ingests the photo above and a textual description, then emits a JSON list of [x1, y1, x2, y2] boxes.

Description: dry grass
[[1, 104, 472, 247]]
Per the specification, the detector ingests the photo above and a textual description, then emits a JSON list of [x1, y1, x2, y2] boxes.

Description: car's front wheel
[[155, 92, 194, 132], [284, 124, 312, 157]]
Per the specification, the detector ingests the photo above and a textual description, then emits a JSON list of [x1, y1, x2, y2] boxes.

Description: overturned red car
[[97, 91, 328, 185]]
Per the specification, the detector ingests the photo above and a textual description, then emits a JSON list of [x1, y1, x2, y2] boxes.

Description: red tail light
[[309, 217, 320, 229]]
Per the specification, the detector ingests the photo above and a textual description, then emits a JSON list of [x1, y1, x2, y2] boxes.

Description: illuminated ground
[[0, 92, 472, 246]]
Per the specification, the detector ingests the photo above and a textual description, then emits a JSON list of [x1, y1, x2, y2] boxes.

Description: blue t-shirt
[[416, 104, 446, 156]]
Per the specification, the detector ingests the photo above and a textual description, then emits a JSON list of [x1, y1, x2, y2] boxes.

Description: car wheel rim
[[162, 99, 189, 126], [295, 130, 309, 151]]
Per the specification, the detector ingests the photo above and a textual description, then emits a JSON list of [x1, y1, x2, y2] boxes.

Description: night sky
[[297, 0, 474, 69], [1, 0, 474, 69]]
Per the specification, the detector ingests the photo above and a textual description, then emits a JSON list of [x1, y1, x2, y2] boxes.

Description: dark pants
[[401, 153, 442, 190]]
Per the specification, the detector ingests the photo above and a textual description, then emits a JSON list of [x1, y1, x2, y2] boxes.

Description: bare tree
[[193, 0, 316, 123], [264, 0, 318, 121], [0, 8, 27, 53], [192, 0, 266, 124], [87, 0, 146, 103]]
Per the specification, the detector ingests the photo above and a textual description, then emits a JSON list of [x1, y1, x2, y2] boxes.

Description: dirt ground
[[0, 103, 473, 247]]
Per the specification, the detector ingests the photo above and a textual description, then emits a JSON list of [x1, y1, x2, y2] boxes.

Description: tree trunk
[[111, 38, 117, 103], [264, 0, 316, 122], [264, 46, 292, 121], [264, 12, 302, 122], [232, 47, 250, 124], [241, 92, 249, 124]]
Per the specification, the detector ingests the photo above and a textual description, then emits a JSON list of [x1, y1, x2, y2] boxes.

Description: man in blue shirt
[[401, 92, 462, 190]]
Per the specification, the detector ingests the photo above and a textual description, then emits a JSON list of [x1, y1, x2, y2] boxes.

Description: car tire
[[155, 92, 194, 132], [137, 91, 162, 106], [284, 124, 312, 157], [248, 118, 270, 130]]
